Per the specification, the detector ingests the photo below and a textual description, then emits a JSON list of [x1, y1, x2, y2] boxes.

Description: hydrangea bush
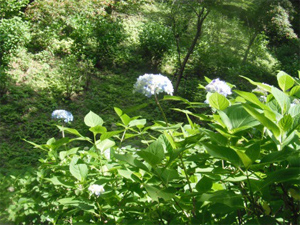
[[3, 71, 300, 224]]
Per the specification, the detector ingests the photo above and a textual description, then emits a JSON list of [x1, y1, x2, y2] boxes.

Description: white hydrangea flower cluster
[[51, 110, 73, 123], [205, 78, 232, 97], [291, 99, 300, 108], [88, 184, 105, 196], [133, 73, 174, 97]]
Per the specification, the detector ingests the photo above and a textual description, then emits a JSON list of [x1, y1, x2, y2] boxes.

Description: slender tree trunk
[[242, 31, 258, 63], [174, 8, 210, 94]]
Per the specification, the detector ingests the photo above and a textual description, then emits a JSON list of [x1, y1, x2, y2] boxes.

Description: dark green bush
[[139, 21, 174, 68]]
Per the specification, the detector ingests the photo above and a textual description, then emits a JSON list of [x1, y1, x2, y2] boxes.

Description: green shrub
[[2, 71, 299, 224], [0, 17, 31, 63], [139, 21, 174, 68]]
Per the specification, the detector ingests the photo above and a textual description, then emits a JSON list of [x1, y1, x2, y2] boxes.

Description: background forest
[[0, 0, 299, 224]]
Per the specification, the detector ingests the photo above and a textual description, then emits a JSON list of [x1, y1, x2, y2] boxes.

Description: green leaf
[[219, 104, 260, 133], [235, 90, 266, 110], [277, 71, 294, 91], [235, 150, 252, 168], [114, 107, 131, 126], [242, 104, 280, 138], [128, 119, 146, 128], [261, 168, 300, 189], [208, 92, 229, 110], [59, 147, 79, 160], [96, 139, 115, 152], [45, 176, 73, 188], [199, 191, 243, 208], [100, 130, 123, 141], [245, 142, 260, 163], [260, 148, 297, 164], [196, 176, 213, 193], [89, 125, 107, 135], [271, 86, 290, 114], [137, 139, 165, 167], [163, 95, 190, 104], [57, 126, 82, 137], [84, 111, 103, 127], [278, 114, 293, 132], [288, 104, 300, 117], [155, 168, 179, 185], [201, 142, 242, 166], [203, 129, 228, 145], [114, 153, 149, 172], [144, 185, 175, 201], [289, 86, 300, 98], [69, 156, 88, 182]]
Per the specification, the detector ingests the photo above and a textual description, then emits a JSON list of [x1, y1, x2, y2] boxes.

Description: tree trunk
[[174, 8, 210, 94], [242, 31, 258, 63]]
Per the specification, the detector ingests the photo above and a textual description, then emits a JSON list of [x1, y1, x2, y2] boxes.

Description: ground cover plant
[[1, 71, 299, 224]]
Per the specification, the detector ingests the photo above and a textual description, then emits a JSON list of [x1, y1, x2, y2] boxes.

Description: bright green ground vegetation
[[0, 0, 299, 224]]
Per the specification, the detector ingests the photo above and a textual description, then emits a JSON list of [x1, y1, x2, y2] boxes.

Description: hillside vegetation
[[0, 0, 299, 224]]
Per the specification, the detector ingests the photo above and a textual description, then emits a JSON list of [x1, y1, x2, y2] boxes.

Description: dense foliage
[[0, 0, 299, 224], [1, 71, 300, 224]]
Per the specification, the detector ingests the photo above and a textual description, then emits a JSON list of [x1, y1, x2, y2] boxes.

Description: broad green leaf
[[261, 168, 300, 189], [288, 104, 300, 117], [84, 111, 103, 127], [235, 150, 252, 168], [45, 176, 73, 188], [271, 86, 290, 114], [235, 90, 266, 110], [208, 92, 229, 110], [96, 139, 115, 152], [57, 197, 81, 205], [118, 169, 140, 182], [198, 190, 243, 208], [144, 185, 175, 201], [242, 104, 280, 138], [114, 153, 149, 172], [260, 148, 297, 164], [128, 119, 146, 128], [201, 142, 242, 166], [57, 198, 94, 211], [69, 156, 88, 182], [89, 125, 107, 135], [219, 104, 260, 133], [155, 168, 179, 185], [196, 176, 213, 193], [57, 126, 82, 137], [114, 107, 131, 126], [277, 72, 294, 91], [278, 115, 293, 132], [59, 147, 79, 160], [289, 86, 300, 98], [100, 130, 123, 141], [203, 129, 228, 145], [137, 139, 165, 166], [245, 142, 260, 163]]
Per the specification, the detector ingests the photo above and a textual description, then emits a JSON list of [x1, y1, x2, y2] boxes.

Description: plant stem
[[154, 93, 169, 126], [179, 153, 196, 217]]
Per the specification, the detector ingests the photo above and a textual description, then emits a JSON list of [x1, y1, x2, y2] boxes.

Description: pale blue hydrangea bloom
[[205, 78, 232, 97], [133, 73, 174, 97], [88, 184, 105, 196], [51, 110, 73, 123]]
